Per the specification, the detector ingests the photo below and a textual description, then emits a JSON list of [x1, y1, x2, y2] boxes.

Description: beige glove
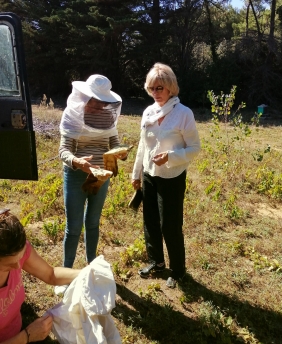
[[103, 153, 118, 177], [103, 145, 133, 177], [89, 167, 113, 181], [82, 168, 113, 194], [82, 174, 106, 195]]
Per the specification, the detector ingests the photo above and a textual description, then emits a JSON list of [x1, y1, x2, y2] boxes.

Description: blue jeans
[[63, 166, 110, 268]]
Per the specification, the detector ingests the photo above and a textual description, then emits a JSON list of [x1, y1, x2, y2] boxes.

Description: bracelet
[[24, 327, 30, 343]]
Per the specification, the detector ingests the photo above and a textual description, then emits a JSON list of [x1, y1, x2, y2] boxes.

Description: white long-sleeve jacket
[[132, 103, 201, 180], [47, 256, 121, 344]]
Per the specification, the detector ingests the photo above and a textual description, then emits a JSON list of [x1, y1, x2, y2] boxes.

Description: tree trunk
[[245, 3, 250, 37], [204, 0, 217, 63], [269, 0, 276, 39], [267, 0, 277, 65], [151, 0, 161, 61], [249, 0, 262, 38]]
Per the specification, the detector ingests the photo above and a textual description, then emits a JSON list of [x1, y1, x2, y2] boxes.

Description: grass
[[1, 102, 282, 343]]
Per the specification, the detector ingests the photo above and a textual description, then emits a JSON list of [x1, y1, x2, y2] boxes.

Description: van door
[[0, 12, 38, 180]]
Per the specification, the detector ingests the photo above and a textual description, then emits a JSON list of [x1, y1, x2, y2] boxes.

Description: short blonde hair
[[144, 63, 179, 97]]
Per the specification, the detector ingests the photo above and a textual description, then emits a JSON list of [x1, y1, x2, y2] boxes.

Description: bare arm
[[22, 246, 80, 286], [1, 329, 28, 344], [1, 247, 80, 343]]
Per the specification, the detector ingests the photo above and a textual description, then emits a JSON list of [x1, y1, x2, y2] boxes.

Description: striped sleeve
[[59, 135, 77, 168], [109, 135, 120, 149], [59, 134, 121, 169]]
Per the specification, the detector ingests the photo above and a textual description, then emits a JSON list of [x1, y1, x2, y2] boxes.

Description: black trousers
[[142, 171, 186, 279]]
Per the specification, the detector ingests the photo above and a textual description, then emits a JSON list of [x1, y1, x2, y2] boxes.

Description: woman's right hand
[[26, 315, 53, 342], [132, 179, 141, 190], [72, 155, 99, 173]]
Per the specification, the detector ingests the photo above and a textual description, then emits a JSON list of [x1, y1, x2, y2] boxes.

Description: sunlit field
[[1, 101, 282, 344]]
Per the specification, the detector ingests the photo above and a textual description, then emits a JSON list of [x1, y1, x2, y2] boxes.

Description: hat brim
[[72, 81, 122, 103]]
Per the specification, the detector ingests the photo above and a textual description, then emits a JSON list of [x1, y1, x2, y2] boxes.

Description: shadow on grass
[[114, 273, 282, 344], [178, 274, 282, 344], [21, 302, 58, 344], [114, 281, 236, 344]]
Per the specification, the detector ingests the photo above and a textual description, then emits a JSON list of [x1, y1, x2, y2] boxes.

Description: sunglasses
[[147, 86, 164, 93]]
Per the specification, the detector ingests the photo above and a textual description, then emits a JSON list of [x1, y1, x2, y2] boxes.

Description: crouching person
[[0, 209, 80, 343]]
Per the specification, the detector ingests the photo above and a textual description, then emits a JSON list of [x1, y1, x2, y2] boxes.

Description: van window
[[0, 23, 19, 96]]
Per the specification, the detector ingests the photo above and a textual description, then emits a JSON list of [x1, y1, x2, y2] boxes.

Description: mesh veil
[[59, 87, 121, 139]]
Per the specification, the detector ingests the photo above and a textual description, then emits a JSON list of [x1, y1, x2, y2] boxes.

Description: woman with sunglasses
[[0, 210, 80, 343], [131, 63, 201, 288]]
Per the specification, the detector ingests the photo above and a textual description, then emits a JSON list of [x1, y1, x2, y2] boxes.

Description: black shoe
[[171, 272, 186, 282], [138, 262, 165, 278]]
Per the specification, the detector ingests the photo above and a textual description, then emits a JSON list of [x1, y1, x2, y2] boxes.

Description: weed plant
[[1, 99, 282, 343]]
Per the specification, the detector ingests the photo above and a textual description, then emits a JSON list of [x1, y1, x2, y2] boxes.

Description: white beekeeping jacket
[[47, 255, 121, 344]]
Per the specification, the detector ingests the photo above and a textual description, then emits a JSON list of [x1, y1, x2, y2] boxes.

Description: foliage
[[1, 0, 282, 108], [255, 165, 282, 199], [120, 236, 146, 266], [139, 282, 161, 301], [43, 218, 65, 244]]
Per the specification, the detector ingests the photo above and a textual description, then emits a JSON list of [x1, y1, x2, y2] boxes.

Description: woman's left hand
[[72, 155, 99, 174], [152, 152, 168, 166], [25, 315, 53, 342]]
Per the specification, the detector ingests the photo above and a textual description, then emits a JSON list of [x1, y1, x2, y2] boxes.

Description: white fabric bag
[[47, 255, 121, 344]]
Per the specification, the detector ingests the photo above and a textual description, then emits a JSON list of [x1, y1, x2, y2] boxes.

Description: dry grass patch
[[1, 104, 282, 343]]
